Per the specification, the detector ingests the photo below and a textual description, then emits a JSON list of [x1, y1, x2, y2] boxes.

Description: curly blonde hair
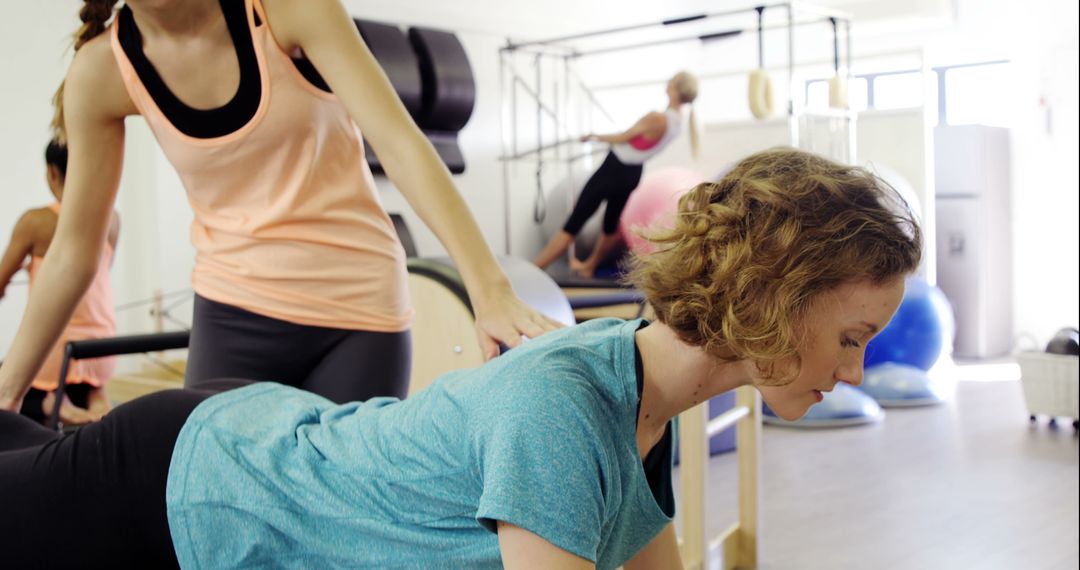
[[627, 148, 922, 381]]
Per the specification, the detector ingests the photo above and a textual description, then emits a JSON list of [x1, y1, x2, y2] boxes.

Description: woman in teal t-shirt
[[1, 148, 922, 569]]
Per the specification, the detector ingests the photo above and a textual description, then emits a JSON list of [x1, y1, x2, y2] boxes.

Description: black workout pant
[[0, 381, 248, 569], [186, 294, 412, 403], [562, 151, 644, 236]]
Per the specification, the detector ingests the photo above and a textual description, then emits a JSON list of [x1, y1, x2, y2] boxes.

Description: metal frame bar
[[567, 67, 617, 125], [513, 19, 851, 63], [499, 49, 512, 254], [514, 75, 561, 126], [501, 2, 831, 51], [48, 331, 192, 431], [569, 15, 841, 61], [570, 29, 744, 59]]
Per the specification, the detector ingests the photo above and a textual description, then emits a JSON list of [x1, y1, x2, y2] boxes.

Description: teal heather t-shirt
[[166, 318, 674, 569]]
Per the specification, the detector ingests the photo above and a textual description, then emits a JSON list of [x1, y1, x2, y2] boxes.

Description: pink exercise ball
[[619, 167, 707, 254]]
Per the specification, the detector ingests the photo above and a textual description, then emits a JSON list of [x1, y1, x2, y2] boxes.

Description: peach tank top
[[109, 0, 412, 332], [28, 203, 117, 390]]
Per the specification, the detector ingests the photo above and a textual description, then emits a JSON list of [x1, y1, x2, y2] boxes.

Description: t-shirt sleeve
[[474, 380, 610, 563]]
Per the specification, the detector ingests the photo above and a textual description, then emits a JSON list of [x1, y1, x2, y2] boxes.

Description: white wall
[[0, 2, 80, 355], [1004, 8, 1080, 347]]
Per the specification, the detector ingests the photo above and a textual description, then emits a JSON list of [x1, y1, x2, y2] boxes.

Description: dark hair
[[45, 139, 69, 179]]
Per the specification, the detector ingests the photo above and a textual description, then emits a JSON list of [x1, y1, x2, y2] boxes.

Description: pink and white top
[[611, 108, 683, 165]]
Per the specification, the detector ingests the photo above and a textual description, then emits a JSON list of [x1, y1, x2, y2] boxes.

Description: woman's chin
[[768, 401, 811, 422]]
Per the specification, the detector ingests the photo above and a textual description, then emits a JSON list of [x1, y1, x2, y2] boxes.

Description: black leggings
[[0, 382, 248, 569], [186, 294, 412, 403], [562, 151, 644, 236]]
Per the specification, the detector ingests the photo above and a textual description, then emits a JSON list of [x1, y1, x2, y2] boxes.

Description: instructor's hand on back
[[472, 284, 564, 360]]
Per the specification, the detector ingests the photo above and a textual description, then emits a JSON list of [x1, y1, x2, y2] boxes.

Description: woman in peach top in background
[[0, 140, 119, 424]]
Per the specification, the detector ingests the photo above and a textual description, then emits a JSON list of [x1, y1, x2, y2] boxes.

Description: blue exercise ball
[[861, 362, 945, 407], [864, 277, 953, 372]]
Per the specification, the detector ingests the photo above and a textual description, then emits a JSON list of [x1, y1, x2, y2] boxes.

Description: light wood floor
[[676, 379, 1079, 570]]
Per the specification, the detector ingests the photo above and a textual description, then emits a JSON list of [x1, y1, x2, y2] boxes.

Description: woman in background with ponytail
[[533, 70, 700, 279], [0, 0, 563, 417]]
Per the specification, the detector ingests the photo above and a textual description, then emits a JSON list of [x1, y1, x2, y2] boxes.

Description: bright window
[[944, 63, 1014, 127], [873, 72, 924, 110]]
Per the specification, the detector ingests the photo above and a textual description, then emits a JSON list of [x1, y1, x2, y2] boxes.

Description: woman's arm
[[0, 212, 41, 300], [0, 38, 132, 411], [581, 112, 666, 145], [261, 0, 562, 358], [107, 211, 121, 268], [623, 523, 683, 570], [497, 521, 596, 570]]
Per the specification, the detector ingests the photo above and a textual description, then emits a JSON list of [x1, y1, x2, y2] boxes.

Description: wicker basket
[[1017, 352, 1079, 424]]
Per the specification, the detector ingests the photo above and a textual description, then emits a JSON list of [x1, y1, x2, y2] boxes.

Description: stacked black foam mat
[[293, 19, 476, 175]]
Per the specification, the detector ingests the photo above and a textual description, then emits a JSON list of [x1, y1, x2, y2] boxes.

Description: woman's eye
[[842, 338, 861, 348]]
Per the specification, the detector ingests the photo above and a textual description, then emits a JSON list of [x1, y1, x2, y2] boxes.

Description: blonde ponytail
[[52, 0, 121, 143], [670, 71, 701, 160], [687, 105, 700, 160]]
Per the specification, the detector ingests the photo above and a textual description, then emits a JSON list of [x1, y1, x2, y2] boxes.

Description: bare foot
[[569, 257, 596, 279], [40, 392, 102, 426], [85, 386, 112, 419]]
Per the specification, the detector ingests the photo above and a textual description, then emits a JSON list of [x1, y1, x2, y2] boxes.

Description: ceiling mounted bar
[[563, 147, 607, 164], [503, 2, 795, 51], [570, 29, 743, 59], [502, 42, 576, 57], [930, 58, 1010, 72], [567, 15, 845, 60], [699, 29, 744, 42], [663, 14, 708, 26], [788, 0, 853, 22]]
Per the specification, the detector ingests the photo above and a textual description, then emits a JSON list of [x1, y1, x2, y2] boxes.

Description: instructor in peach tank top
[[0, 0, 563, 414]]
